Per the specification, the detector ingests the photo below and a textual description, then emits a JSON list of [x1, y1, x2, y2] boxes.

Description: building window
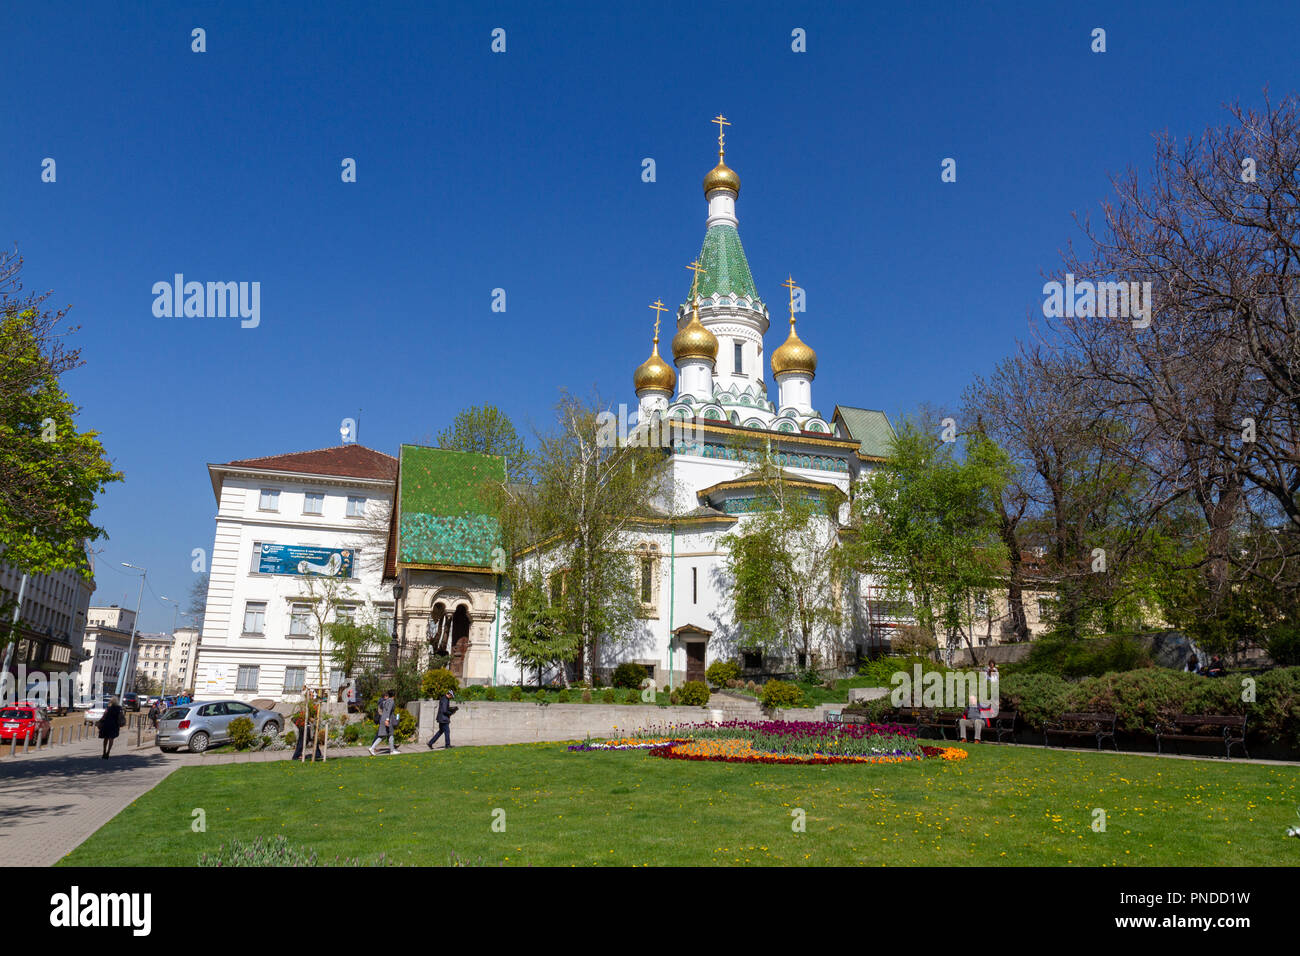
[[243, 601, 266, 635], [640, 558, 653, 604], [347, 496, 366, 517], [283, 666, 305, 692], [250, 541, 265, 573], [329, 669, 343, 693], [734, 341, 743, 374], [235, 665, 259, 692], [303, 492, 324, 515], [692, 567, 698, 604], [377, 606, 394, 635], [289, 604, 312, 636], [742, 650, 763, 671], [258, 489, 280, 511], [335, 605, 356, 625]]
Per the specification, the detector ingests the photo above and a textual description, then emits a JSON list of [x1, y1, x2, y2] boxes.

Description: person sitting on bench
[[957, 695, 984, 743]]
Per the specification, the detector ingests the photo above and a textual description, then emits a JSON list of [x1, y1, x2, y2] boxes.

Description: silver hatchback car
[[155, 699, 284, 753]]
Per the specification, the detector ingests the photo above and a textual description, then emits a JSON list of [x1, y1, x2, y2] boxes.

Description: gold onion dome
[[672, 310, 719, 364], [703, 160, 740, 196], [771, 320, 817, 377], [634, 339, 676, 393]]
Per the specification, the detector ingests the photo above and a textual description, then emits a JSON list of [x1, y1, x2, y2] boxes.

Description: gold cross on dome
[[686, 259, 707, 298], [782, 274, 799, 324], [712, 114, 730, 160], [649, 299, 668, 340]]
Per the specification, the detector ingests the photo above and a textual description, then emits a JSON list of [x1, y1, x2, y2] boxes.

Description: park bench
[[1043, 712, 1118, 751], [914, 709, 962, 740], [1155, 714, 1248, 759]]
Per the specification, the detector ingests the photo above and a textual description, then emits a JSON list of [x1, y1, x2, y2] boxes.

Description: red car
[[0, 702, 52, 744]]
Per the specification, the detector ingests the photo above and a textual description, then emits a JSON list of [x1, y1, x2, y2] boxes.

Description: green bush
[[509, 686, 523, 702], [760, 680, 802, 710], [353, 720, 377, 742], [534, 689, 547, 703], [458, 684, 485, 701], [342, 722, 363, 744], [283, 729, 297, 746], [556, 689, 571, 703], [1266, 623, 1300, 667], [483, 686, 497, 701], [856, 655, 948, 687], [669, 690, 680, 705], [1012, 634, 1152, 679], [581, 689, 593, 704], [623, 688, 640, 704], [420, 668, 459, 699], [612, 662, 649, 689], [395, 707, 416, 742], [601, 688, 616, 703], [996, 673, 1072, 731], [228, 716, 257, 751], [705, 660, 741, 687], [677, 680, 711, 706]]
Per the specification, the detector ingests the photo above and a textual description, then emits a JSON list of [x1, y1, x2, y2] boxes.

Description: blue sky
[[5, 0, 1298, 630]]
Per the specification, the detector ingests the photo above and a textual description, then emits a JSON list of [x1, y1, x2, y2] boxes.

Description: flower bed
[[565, 721, 968, 764]]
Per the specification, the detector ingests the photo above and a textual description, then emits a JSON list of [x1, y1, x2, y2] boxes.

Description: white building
[[135, 633, 173, 691], [171, 625, 200, 693], [193, 444, 397, 703], [1, 545, 96, 700], [78, 605, 138, 699]]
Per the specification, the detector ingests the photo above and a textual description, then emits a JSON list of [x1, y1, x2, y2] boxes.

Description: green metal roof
[[397, 445, 504, 568], [685, 225, 762, 305], [832, 406, 897, 459]]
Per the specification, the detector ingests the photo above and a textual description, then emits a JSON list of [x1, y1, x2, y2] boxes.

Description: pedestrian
[[99, 696, 124, 759], [148, 700, 160, 730], [369, 690, 400, 756], [427, 690, 457, 749], [1186, 653, 1200, 674]]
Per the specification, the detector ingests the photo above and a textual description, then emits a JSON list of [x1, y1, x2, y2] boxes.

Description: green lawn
[[60, 742, 1300, 866]]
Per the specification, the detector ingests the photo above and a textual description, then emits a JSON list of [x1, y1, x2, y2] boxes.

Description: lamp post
[[390, 581, 405, 668], [116, 563, 147, 700]]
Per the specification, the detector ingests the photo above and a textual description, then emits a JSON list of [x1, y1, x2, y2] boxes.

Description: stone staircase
[[709, 691, 764, 722]]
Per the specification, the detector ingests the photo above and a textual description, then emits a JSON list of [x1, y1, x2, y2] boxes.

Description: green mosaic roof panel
[[834, 406, 897, 459], [397, 445, 504, 567], [685, 225, 762, 304]]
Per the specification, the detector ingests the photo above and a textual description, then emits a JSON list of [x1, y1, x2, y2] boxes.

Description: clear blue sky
[[5, 0, 1298, 630]]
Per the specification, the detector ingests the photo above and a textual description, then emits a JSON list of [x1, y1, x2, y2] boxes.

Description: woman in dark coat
[[99, 697, 124, 759]]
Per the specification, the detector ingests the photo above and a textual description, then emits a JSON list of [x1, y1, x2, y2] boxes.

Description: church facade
[[392, 121, 901, 687]]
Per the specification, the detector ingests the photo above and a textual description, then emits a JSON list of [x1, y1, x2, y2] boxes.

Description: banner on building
[[257, 544, 354, 577]]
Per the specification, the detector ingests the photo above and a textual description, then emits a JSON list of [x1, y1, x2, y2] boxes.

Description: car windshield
[[1, 709, 34, 719], [161, 707, 190, 721]]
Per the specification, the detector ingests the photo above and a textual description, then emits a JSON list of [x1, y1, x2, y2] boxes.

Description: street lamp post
[[391, 581, 405, 668], [116, 563, 147, 701]]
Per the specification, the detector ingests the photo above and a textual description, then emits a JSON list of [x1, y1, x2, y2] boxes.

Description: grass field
[[59, 741, 1300, 866]]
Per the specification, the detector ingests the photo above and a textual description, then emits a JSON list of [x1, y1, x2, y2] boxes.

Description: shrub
[[534, 689, 547, 703], [283, 729, 297, 746], [669, 690, 680, 705], [459, 684, 485, 701], [483, 686, 497, 701], [509, 686, 523, 702], [706, 660, 741, 687], [677, 680, 711, 706], [343, 722, 363, 744], [612, 662, 649, 689], [760, 680, 803, 710], [353, 720, 377, 742], [556, 689, 571, 703], [601, 688, 616, 704], [395, 707, 416, 743], [1012, 634, 1152, 679], [997, 673, 1072, 731], [1266, 623, 1300, 667], [745, 680, 759, 692], [857, 655, 947, 687], [420, 668, 459, 699], [228, 716, 257, 751], [581, 689, 593, 704], [624, 688, 640, 704]]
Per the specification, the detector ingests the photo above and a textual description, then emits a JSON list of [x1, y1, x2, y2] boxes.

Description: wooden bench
[[1043, 712, 1118, 751], [914, 709, 963, 740], [1156, 714, 1248, 759]]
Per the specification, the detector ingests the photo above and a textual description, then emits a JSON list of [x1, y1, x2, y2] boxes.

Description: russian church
[[390, 119, 897, 687]]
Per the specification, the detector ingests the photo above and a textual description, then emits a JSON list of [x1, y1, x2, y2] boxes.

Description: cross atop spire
[[649, 299, 668, 341], [712, 114, 730, 161], [782, 274, 799, 327]]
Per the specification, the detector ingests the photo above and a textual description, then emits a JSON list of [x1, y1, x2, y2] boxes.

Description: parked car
[[0, 702, 52, 744], [155, 700, 284, 754], [122, 692, 141, 712]]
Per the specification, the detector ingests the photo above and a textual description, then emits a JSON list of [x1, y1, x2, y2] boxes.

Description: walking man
[[369, 690, 400, 755], [427, 690, 455, 749]]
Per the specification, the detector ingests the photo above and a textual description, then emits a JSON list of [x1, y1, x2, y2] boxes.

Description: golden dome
[[771, 320, 817, 377], [672, 309, 718, 364], [634, 340, 676, 394], [703, 161, 740, 196]]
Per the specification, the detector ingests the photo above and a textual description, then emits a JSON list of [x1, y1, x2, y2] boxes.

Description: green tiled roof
[[397, 445, 504, 568], [832, 406, 897, 459], [686, 225, 762, 304]]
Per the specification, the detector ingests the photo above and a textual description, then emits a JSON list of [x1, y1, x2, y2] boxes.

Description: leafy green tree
[[721, 461, 845, 668], [0, 248, 122, 577], [497, 392, 673, 684], [505, 571, 579, 687], [845, 418, 1011, 662], [328, 610, 386, 685], [437, 404, 530, 482]]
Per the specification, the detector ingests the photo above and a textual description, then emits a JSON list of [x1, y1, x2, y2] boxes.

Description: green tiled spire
[[686, 225, 762, 305]]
